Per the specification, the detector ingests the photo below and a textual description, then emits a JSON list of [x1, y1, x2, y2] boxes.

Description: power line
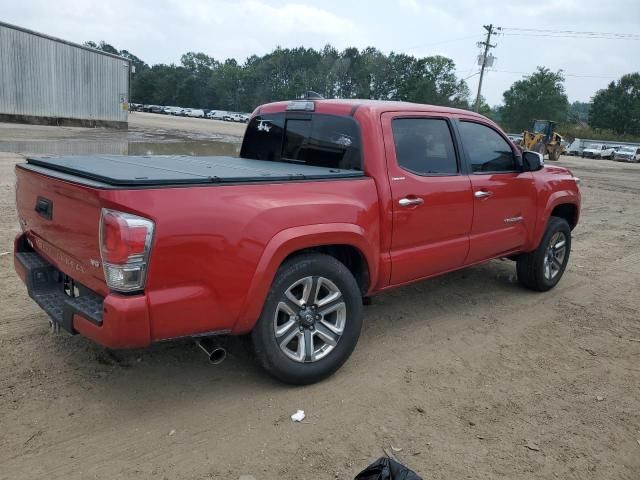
[[489, 70, 622, 79], [502, 27, 640, 36], [502, 33, 640, 40], [501, 27, 640, 40], [403, 34, 484, 52]]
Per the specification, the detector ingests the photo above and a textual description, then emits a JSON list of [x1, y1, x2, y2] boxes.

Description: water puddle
[[0, 138, 240, 157], [0, 126, 241, 157]]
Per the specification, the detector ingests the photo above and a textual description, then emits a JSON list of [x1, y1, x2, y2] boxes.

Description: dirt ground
[[129, 112, 247, 139], [0, 120, 639, 479]]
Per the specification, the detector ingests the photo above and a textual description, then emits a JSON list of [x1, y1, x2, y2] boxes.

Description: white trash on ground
[[290, 410, 305, 422]]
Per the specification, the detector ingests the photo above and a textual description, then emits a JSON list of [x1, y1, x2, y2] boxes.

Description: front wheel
[[516, 217, 571, 291], [251, 253, 363, 385]]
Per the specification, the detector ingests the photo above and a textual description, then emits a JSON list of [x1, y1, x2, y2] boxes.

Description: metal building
[[0, 21, 129, 128]]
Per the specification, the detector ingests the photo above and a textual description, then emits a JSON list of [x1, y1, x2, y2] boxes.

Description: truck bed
[[23, 155, 364, 187]]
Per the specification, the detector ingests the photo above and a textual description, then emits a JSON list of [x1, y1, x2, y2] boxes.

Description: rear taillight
[[99, 209, 154, 292]]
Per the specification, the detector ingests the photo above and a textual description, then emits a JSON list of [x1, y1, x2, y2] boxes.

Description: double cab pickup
[[14, 99, 581, 384]]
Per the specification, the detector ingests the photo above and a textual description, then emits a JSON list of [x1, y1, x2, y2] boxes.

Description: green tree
[[589, 73, 640, 135], [401, 55, 469, 107], [568, 101, 590, 124], [500, 67, 569, 132], [86, 40, 472, 112], [208, 59, 244, 110]]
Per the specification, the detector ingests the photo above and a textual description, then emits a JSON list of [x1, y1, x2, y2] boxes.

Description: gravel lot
[[0, 119, 639, 479]]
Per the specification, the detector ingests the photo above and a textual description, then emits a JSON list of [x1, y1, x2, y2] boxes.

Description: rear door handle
[[474, 190, 492, 199], [399, 197, 424, 207]]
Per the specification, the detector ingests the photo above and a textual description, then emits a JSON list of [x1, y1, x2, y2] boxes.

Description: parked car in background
[[163, 106, 184, 116], [207, 110, 227, 120], [13, 98, 581, 384], [149, 105, 165, 114], [582, 143, 615, 159], [567, 138, 584, 156], [614, 145, 640, 162], [184, 108, 205, 118], [223, 113, 249, 123]]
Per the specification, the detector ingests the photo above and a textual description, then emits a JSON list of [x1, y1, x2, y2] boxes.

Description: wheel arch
[[550, 203, 578, 230], [529, 194, 580, 251], [280, 244, 370, 296], [232, 224, 378, 334]]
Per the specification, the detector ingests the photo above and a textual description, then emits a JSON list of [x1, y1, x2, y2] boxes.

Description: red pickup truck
[[14, 99, 581, 384]]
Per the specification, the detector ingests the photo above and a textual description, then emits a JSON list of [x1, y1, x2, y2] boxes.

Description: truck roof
[[257, 98, 488, 119]]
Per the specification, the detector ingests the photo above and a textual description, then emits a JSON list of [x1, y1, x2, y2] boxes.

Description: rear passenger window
[[391, 118, 458, 175], [458, 121, 516, 173], [241, 113, 362, 170]]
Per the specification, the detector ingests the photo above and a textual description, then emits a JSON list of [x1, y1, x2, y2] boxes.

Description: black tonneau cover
[[25, 155, 363, 186]]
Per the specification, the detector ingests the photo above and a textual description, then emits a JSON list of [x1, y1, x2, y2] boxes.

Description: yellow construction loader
[[520, 120, 564, 161]]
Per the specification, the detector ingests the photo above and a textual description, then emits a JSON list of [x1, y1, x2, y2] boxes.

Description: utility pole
[[474, 24, 499, 112]]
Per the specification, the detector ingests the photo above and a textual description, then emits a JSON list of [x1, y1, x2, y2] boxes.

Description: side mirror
[[523, 151, 544, 171]]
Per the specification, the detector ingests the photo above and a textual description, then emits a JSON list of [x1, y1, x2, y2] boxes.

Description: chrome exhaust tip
[[196, 338, 227, 365]]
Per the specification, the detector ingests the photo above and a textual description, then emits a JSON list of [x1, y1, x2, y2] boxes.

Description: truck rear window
[[241, 113, 362, 170]]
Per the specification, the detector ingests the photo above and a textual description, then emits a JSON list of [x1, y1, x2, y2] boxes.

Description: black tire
[[251, 253, 363, 385], [516, 217, 571, 292]]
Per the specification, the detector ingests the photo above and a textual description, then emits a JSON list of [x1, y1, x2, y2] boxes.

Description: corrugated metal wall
[[0, 22, 129, 123]]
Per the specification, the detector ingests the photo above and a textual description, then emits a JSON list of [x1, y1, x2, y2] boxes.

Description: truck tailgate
[[15, 166, 107, 295]]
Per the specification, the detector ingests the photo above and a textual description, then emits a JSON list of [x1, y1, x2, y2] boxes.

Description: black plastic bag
[[354, 457, 422, 480]]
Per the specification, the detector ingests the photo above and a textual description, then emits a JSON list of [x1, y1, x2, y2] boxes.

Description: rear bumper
[[14, 234, 151, 349]]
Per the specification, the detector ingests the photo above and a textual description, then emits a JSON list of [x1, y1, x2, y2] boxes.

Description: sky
[[3, 0, 639, 105]]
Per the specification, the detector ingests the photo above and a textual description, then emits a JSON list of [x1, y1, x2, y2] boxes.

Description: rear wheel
[[251, 253, 363, 385], [516, 217, 571, 292]]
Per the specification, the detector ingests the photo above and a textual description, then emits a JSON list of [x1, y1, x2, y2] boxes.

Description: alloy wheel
[[543, 231, 567, 280], [273, 276, 346, 363]]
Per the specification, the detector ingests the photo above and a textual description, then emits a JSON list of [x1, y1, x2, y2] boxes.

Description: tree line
[[498, 67, 640, 138], [86, 41, 640, 138], [87, 41, 469, 113]]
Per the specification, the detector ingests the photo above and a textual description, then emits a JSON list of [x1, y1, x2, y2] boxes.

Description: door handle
[[474, 190, 492, 199], [399, 197, 424, 207]]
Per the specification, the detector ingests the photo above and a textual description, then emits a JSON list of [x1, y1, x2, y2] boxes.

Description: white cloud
[[398, 0, 421, 12]]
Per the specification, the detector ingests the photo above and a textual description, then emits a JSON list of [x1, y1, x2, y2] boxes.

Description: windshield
[[620, 146, 635, 152], [241, 113, 362, 170], [532, 121, 549, 134]]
